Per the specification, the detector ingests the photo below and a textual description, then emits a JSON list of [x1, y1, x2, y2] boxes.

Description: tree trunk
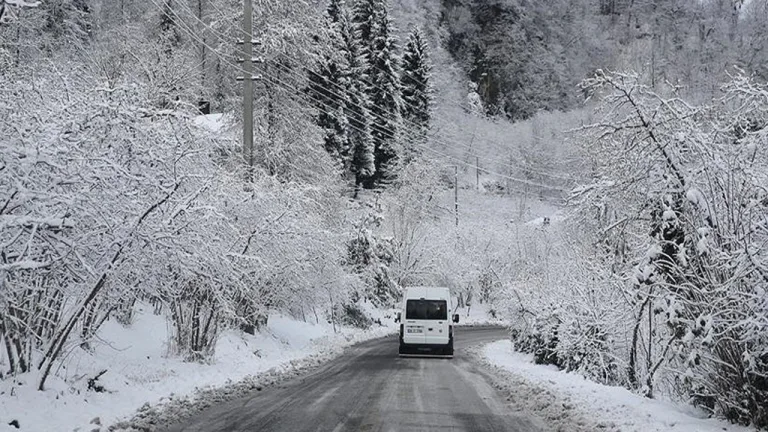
[[628, 293, 652, 389]]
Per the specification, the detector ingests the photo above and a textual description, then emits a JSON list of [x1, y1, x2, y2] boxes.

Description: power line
[[147, 0, 570, 193], [257, 67, 567, 195], [197, 0, 455, 111], [86, 0, 503, 226], [269, 53, 577, 183], [258, 64, 567, 191], [272, 51, 578, 183], [168, 0, 580, 183]]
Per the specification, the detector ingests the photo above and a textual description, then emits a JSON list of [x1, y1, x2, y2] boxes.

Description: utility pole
[[236, 0, 255, 177], [198, 0, 206, 92], [236, 1, 264, 179], [475, 156, 480, 191], [454, 165, 459, 227], [242, 0, 253, 172], [507, 152, 513, 196]]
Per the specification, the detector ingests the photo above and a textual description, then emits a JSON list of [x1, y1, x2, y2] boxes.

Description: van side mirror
[[395, 312, 401, 323], [452, 314, 459, 323]]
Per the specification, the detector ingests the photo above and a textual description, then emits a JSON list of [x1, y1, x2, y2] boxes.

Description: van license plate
[[406, 328, 423, 333]]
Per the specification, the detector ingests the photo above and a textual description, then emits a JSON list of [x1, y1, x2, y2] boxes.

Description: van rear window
[[406, 300, 448, 320]]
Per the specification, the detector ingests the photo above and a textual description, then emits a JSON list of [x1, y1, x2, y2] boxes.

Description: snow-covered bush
[[506, 223, 629, 386], [564, 70, 768, 427], [505, 70, 767, 427], [0, 45, 360, 389]]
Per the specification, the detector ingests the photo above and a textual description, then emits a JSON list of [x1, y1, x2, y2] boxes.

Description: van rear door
[[405, 299, 448, 345], [404, 300, 426, 344], [422, 300, 449, 345]]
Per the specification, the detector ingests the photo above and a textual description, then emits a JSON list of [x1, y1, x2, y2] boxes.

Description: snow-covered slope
[[0, 304, 395, 432]]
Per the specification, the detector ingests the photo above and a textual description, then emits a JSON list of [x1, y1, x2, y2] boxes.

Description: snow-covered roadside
[[454, 300, 506, 327], [481, 340, 754, 432], [0, 304, 396, 432]]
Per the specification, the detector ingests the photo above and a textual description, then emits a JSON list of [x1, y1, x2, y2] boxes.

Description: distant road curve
[[164, 326, 548, 432]]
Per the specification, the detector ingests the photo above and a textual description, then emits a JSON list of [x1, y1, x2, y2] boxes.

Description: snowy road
[[163, 327, 547, 432]]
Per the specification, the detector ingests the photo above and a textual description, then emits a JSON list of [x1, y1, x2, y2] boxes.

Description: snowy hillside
[[2, 0, 768, 430]]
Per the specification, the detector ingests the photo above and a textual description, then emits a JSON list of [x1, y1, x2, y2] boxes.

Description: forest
[[441, 0, 768, 119], [1, 0, 768, 429], [0, 0, 438, 391]]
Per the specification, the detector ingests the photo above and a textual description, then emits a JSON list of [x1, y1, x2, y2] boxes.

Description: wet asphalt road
[[163, 326, 547, 432]]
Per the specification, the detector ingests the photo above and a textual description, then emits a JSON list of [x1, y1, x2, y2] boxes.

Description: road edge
[[466, 343, 604, 432], [108, 331, 396, 432]]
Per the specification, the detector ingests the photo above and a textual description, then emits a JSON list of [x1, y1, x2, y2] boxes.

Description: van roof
[[403, 286, 450, 300]]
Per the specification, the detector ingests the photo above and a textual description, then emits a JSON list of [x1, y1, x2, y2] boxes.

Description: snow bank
[[482, 340, 754, 432], [0, 304, 395, 432]]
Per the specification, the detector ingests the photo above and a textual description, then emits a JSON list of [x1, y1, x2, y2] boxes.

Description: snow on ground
[[482, 340, 754, 432], [193, 113, 228, 133], [524, 212, 565, 227], [454, 300, 506, 326], [0, 303, 395, 432]]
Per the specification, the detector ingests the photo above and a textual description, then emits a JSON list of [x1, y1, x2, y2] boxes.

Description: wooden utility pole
[[454, 165, 459, 227]]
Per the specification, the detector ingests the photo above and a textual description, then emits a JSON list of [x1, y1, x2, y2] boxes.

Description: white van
[[395, 286, 459, 356]]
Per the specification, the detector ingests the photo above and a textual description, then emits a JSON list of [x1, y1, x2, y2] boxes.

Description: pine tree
[[364, 4, 402, 186], [308, 22, 352, 171], [352, 0, 377, 63], [400, 28, 433, 161], [40, 0, 93, 42], [337, 7, 376, 187], [159, 0, 182, 49], [348, 86, 376, 189], [327, 0, 344, 24], [307, 0, 374, 188]]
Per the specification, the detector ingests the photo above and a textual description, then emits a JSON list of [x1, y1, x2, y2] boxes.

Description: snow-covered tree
[[357, 1, 403, 187], [352, 0, 377, 60], [570, 70, 768, 425], [0, 2, 363, 389], [308, 14, 352, 173], [400, 27, 432, 161], [334, 4, 375, 189], [42, 0, 93, 42], [327, 0, 344, 23]]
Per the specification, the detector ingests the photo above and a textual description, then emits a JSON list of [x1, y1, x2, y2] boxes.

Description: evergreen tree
[[307, 0, 374, 188], [364, 4, 402, 186], [327, 0, 344, 24], [308, 21, 352, 171], [40, 0, 93, 43], [337, 7, 376, 187], [352, 0, 377, 63], [159, 0, 182, 49], [400, 28, 433, 160]]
